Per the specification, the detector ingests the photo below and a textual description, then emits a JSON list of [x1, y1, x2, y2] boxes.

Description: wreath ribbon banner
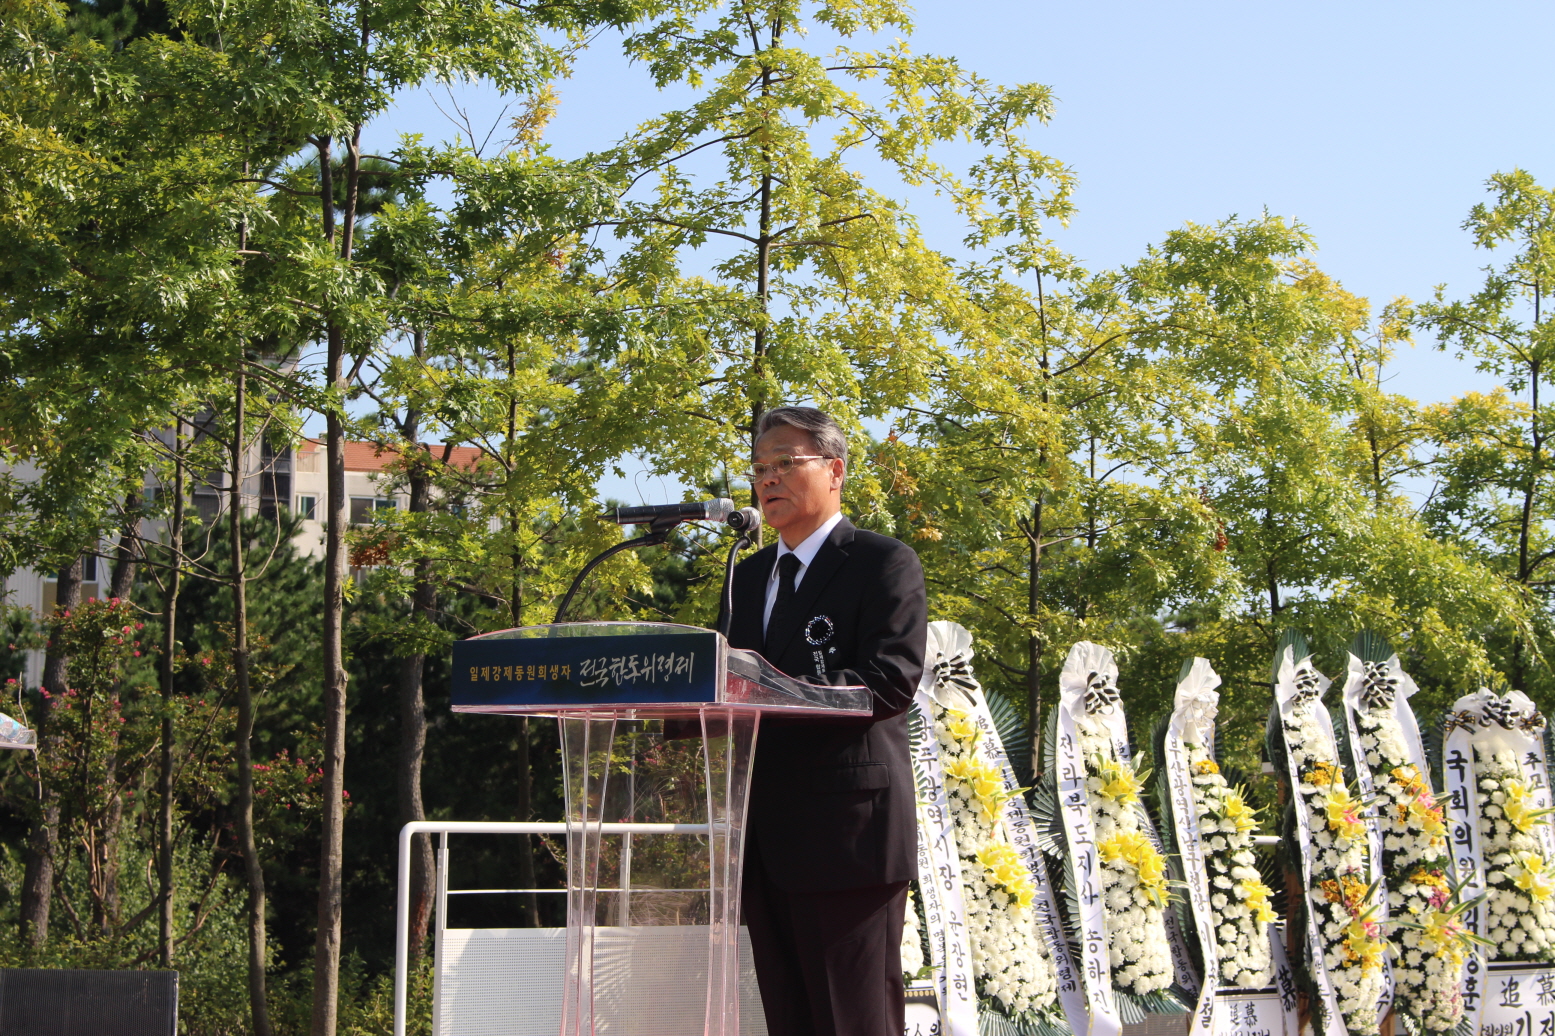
[[929, 627, 1089, 1034], [1101, 683, 1200, 1000], [907, 685, 979, 1036], [1337, 653, 1400, 1024], [1163, 660, 1225, 1035], [1505, 691, 1555, 861], [1274, 646, 1349, 1036], [1442, 689, 1489, 1024], [918, 621, 1084, 1033], [1446, 687, 1555, 1031], [1057, 643, 1124, 1036]]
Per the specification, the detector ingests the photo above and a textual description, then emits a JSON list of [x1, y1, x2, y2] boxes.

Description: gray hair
[[755, 407, 848, 464]]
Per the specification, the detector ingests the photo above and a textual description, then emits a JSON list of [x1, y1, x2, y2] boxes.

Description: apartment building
[[2, 438, 481, 689]]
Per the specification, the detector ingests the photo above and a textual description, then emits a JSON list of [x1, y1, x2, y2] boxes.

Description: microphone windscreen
[[728, 507, 762, 531], [704, 498, 736, 522]]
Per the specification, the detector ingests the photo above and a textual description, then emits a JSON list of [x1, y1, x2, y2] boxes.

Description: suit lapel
[[764, 518, 854, 662], [732, 548, 776, 651]]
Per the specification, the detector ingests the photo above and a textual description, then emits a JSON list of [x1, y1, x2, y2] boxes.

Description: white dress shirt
[[762, 511, 845, 634]]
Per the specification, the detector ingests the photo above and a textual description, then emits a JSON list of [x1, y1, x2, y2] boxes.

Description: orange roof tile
[[302, 439, 483, 473]]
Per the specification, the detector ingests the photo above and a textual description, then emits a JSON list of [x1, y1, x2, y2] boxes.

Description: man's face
[[752, 426, 845, 542]]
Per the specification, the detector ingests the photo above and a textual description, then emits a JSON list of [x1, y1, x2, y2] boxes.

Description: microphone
[[720, 507, 762, 636], [606, 499, 736, 525]]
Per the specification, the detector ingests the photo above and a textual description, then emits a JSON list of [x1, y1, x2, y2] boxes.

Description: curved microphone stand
[[553, 511, 759, 625], [552, 517, 679, 624], [717, 529, 754, 637]]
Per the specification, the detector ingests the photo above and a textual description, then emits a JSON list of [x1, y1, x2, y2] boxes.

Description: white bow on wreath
[[925, 620, 980, 709]]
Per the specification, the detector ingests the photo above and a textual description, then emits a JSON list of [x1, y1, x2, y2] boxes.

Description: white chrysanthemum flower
[[1473, 749, 1555, 966], [1071, 711, 1174, 996], [1283, 689, 1385, 1033], [1349, 699, 1466, 1032], [1180, 739, 1274, 990], [926, 699, 1057, 1020]]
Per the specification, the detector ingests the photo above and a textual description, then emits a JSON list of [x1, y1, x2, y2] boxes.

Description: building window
[[349, 497, 396, 525], [192, 489, 221, 524], [295, 495, 318, 521], [259, 441, 293, 520]]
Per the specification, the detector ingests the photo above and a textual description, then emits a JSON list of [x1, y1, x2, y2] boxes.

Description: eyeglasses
[[744, 455, 829, 481]]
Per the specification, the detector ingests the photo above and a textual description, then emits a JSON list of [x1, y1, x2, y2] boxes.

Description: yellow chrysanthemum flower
[[1510, 851, 1555, 901], [1408, 868, 1450, 898], [941, 710, 981, 746], [1408, 796, 1447, 841], [1095, 758, 1143, 804], [1220, 792, 1258, 835], [942, 757, 977, 781], [944, 756, 1016, 824], [1306, 760, 1339, 789], [1504, 780, 1543, 835], [972, 770, 1005, 802], [1419, 910, 1469, 970], [1343, 918, 1385, 973], [1193, 759, 1220, 776], [1322, 785, 1367, 841], [1098, 830, 1168, 906], [1392, 764, 1429, 799], [1098, 830, 1146, 863], [1239, 879, 1278, 924], [975, 842, 1036, 909]]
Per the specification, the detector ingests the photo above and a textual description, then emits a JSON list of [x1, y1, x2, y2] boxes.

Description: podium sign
[[451, 622, 869, 1036], [454, 629, 720, 710]]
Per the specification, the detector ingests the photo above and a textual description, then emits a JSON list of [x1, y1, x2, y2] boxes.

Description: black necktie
[[765, 553, 802, 653]]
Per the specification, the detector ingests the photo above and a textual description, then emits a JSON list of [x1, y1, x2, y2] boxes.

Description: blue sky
[[359, 1, 1555, 502]]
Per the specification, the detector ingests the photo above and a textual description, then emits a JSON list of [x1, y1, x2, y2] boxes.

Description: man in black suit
[[723, 407, 927, 1036]]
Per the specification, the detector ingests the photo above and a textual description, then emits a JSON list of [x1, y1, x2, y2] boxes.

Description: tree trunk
[[396, 626, 435, 954], [1025, 492, 1044, 775], [159, 422, 185, 967], [91, 491, 140, 934], [94, 750, 123, 935], [398, 377, 436, 955], [513, 717, 537, 924], [500, 535, 537, 924], [1026, 276, 1051, 775], [1264, 507, 1282, 620], [312, 329, 349, 1036], [109, 491, 141, 600], [311, 117, 360, 1036], [499, 339, 541, 928], [231, 367, 274, 1036], [745, 24, 777, 542], [1513, 354, 1542, 692], [20, 556, 83, 948]]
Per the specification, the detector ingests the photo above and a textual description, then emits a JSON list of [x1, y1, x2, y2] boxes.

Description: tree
[[196, 0, 653, 1023], [356, 168, 659, 935], [595, 0, 1063, 519], [1132, 217, 1529, 759], [884, 175, 1228, 755], [1415, 169, 1555, 694], [0, 0, 259, 947]]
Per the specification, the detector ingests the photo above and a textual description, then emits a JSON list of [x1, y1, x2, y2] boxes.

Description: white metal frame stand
[[393, 820, 710, 1036]]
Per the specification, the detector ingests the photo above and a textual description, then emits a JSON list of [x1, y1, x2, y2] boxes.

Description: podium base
[[434, 926, 768, 1036]]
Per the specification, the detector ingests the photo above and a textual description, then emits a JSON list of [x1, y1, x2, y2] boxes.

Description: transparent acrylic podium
[[451, 622, 871, 1036]]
